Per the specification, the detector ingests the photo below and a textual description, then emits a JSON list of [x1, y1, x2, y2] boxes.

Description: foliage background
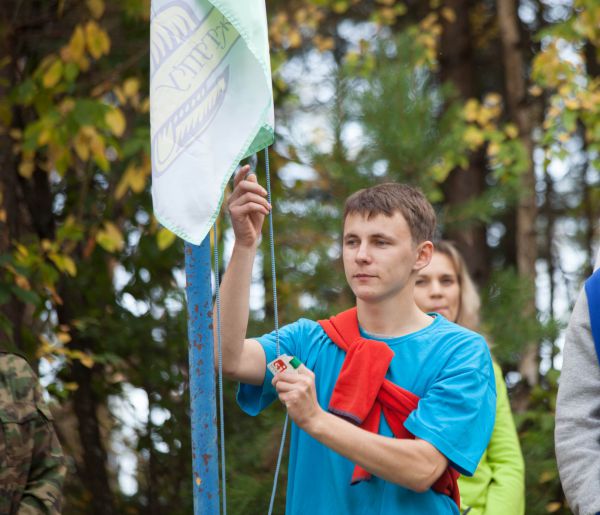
[[0, 0, 598, 513]]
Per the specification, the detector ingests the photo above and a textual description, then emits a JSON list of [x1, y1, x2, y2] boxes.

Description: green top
[[458, 362, 525, 515], [0, 351, 66, 514]]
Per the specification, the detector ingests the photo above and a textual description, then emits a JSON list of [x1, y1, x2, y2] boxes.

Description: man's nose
[[356, 242, 371, 262]]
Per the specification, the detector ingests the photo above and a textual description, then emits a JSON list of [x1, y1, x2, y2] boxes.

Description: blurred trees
[[0, 0, 598, 514]]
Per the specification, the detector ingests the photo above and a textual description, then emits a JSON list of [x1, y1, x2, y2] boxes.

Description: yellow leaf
[[79, 353, 95, 368], [85, 21, 111, 60], [564, 98, 579, 110], [129, 171, 146, 193], [48, 252, 77, 276], [332, 1, 349, 13], [483, 92, 502, 106], [546, 502, 562, 513], [62, 25, 86, 64], [115, 165, 133, 200], [73, 130, 90, 161], [505, 123, 519, 139], [15, 274, 31, 291], [42, 59, 63, 88], [59, 98, 76, 115], [487, 141, 501, 157], [19, 160, 35, 179], [63, 382, 79, 391], [87, 0, 105, 18], [288, 29, 302, 48], [157, 227, 177, 250], [38, 128, 52, 146], [539, 470, 556, 483], [463, 126, 484, 149], [57, 332, 72, 344], [105, 108, 126, 137], [62, 256, 77, 276], [96, 221, 125, 253], [139, 98, 150, 113], [123, 78, 140, 98], [441, 7, 456, 23], [113, 86, 126, 105], [464, 99, 479, 122], [558, 84, 570, 97], [529, 84, 543, 96], [0, 210, 6, 223]]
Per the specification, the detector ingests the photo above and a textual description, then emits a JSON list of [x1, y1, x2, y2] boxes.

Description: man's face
[[342, 211, 428, 304]]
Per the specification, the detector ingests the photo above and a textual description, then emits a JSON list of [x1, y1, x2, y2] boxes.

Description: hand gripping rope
[[213, 147, 288, 515]]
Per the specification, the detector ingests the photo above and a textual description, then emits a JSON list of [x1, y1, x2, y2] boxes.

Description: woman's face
[[414, 252, 461, 323]]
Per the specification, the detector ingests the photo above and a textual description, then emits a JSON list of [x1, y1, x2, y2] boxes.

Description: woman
[[414, 241, 525, 515]]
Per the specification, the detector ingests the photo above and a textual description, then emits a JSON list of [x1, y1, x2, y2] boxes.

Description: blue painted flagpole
[[184, 238, 220, 514]]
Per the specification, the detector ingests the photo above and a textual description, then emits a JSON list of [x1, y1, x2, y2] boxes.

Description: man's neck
[[356, 295, 433, 338]]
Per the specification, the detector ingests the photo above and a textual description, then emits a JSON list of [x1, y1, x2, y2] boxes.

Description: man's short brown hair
[[343, 183, 436, 243]]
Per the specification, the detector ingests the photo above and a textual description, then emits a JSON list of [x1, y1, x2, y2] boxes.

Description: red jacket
[[318, 308, 460, 507]]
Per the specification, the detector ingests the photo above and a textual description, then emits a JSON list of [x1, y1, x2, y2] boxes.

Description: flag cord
[[214, 222, 227, 515], [213, 148, 287, 515], [264, 147, 289, 515]]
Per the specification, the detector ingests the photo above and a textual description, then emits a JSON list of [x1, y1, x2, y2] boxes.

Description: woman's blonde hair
[[435, 240, 481, 331]]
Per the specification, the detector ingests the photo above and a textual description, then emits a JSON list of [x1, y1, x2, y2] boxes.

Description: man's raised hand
[[228, 164, 271, 249]]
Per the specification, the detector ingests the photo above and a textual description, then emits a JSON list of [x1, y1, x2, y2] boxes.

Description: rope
[[213, 149, 287, 514], [263, 147, 289, 515], [213, 223, 227, 515], [264, 148, 280, 355]]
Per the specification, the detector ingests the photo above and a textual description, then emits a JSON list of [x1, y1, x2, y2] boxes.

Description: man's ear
[[414, 241, 434, 271]]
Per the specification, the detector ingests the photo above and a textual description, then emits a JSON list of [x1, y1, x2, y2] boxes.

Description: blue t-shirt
[[238, 314, 496, 515]]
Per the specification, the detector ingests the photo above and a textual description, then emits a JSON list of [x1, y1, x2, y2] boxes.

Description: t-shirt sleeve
[[404, 335, 496, 476], [236, 320, 304, 416]]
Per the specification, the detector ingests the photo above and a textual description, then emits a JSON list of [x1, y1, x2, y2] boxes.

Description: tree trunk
[[497, 0, 538, 389], [57, 282, 117, 515], [0, 11, 26, 350], [71, 360, 117, 515], [439, 0, 489, 285]]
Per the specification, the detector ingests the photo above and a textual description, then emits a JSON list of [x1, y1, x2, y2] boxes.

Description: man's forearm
[[306, 410, 447, 492], [216, 243, 256, 374]]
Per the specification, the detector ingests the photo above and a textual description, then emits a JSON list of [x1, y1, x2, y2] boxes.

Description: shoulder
[[0, 352, 40, 402], [434, 317, 490, 363], [278, 318, 326, 338], [0, 351, 36, 377]]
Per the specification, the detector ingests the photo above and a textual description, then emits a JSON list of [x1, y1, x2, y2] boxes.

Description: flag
[[150, 0, 274, 244]]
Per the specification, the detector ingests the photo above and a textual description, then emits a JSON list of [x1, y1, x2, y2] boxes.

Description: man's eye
[[375, 240, 388, 246]]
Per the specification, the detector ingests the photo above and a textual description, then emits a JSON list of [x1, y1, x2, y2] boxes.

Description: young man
[[218, 166, 496, 514]]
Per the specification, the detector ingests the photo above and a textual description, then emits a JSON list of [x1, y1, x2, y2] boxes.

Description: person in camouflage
[[0, 350, 66, 514]]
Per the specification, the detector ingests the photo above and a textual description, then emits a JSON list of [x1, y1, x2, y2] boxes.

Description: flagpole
[[184, 238, 220, 514]]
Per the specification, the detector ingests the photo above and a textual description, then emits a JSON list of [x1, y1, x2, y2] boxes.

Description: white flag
[[150, 0, 274, 244]]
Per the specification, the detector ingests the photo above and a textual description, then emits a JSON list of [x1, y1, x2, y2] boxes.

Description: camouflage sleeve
[[0, 354, 66, 515]]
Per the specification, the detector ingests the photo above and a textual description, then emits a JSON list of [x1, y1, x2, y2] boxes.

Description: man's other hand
[[228, 165, 271, 249]]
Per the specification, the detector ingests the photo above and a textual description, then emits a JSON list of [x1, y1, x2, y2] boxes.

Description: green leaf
[[11, 284, 41, 306]]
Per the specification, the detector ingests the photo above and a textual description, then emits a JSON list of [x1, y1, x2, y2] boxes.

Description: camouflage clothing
[[0, 351, 66, 514]]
